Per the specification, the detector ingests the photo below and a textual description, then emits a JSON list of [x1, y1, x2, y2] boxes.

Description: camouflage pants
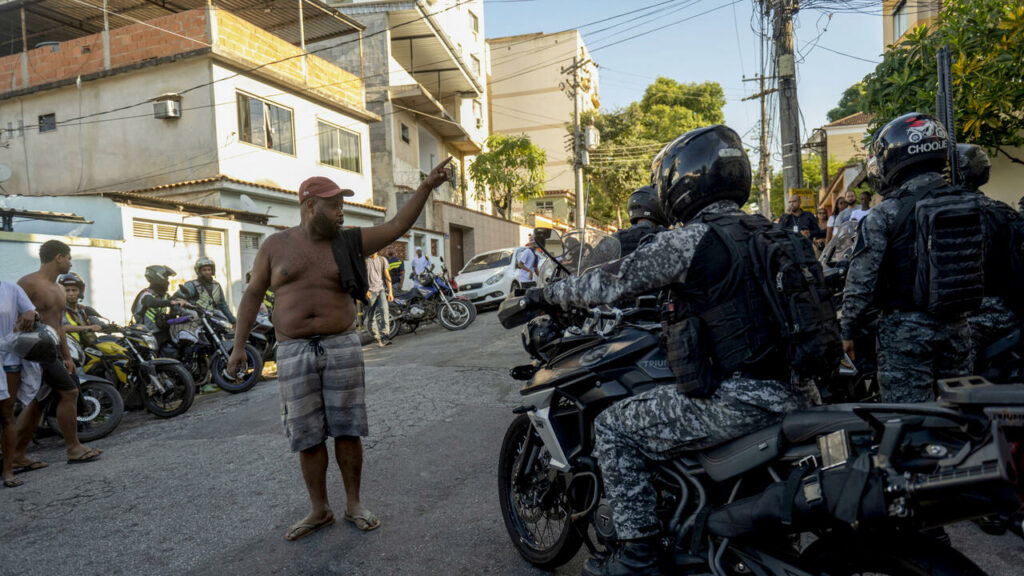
[[968, 297, 1017, 368], [877, 310, 972, 404], [593, 378, 811, 540]]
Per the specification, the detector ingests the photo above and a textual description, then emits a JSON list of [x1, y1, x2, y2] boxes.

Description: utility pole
[[773, 0, 803, 202], [561, 52, 593, 230], [743, 73, 777, 217]]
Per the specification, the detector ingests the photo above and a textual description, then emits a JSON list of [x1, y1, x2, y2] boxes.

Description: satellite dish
[[239, 194, 258, 213], [0, 164, 12, 183]]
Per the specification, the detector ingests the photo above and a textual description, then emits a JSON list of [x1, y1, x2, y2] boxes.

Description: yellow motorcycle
[[77, 322, 196, 418]]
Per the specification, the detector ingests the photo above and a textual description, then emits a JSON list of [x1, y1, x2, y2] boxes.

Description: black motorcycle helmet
[[145, 265, 176, 291], [956, 143, 991, 190], [58, 272, 86, 301], [651, 125, 751, 224], [627, 186, 668, 226], [871, 112, 949, 188]]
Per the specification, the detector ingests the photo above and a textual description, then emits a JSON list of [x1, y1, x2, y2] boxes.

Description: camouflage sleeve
[[840, 208, 890, 340], [542, 225, 708, 310]]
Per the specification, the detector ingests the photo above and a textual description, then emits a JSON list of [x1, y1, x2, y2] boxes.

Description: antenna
[[239, 194, 259, 213]]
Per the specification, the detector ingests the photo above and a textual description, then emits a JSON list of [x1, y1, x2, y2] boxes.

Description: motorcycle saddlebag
[[706, 454, 887, 538]]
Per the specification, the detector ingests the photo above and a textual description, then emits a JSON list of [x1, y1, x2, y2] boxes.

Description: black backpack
[[714, 216, 843, 380]]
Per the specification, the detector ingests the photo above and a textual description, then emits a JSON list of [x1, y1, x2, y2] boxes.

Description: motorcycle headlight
[[485, 273, 502, 286], [142, 334, 158, 350]]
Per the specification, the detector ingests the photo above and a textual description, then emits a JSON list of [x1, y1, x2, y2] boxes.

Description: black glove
[[522, 287, 548, 310]]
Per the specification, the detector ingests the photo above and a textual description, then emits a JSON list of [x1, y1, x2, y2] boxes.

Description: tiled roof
[[824, 112, 874, 128]]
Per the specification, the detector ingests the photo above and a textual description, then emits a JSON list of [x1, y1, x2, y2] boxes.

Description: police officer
[[174, 257, 236, 324], [522, 125, 818, 576], [957, 144, 1019, 370], [131, 265, 186, 348], [612, 186, 668, 257], [841, 112, 992, 403]]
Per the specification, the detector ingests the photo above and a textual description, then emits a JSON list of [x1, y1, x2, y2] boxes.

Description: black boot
[[582, 538, 663, 576]]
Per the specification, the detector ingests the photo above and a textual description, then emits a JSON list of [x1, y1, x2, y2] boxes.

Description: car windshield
[[461, 250, 514, 274]]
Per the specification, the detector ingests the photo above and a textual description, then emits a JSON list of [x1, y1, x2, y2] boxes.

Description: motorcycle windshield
[[560, 229, 621, 276]]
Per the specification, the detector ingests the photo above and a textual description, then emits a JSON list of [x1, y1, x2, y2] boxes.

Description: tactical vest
[[614, 223, 667, 258], [64, 306, 90, 345], [662, 215, 779, 397], [880, 181, 985, 319], [131, 288, 168, 326], [186, 280, 223, 312]]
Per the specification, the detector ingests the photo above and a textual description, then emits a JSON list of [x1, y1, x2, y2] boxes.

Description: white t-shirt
[[0, 281, 36, 401], [850, 207, 872, 222], [827, 215, 836, 228], [412, 254, 431, 275], [517, 248, 537, 283]]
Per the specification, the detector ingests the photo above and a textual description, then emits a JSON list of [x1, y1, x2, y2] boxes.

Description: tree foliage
[[861, 0, 1024, 164], [582, 78, 727, 227], [469, 134, 546, 219], [827, 80, 868, 122]]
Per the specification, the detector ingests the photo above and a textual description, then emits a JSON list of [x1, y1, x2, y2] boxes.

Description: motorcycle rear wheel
[[47, 381, 124, 442], [498, 414, 582, 569], [800, 532, 987, 575], [143, 364, 195, 418], [211, 344, 263, 393]]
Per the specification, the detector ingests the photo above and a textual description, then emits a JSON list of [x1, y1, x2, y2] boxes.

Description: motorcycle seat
[[696, 424, 783, 482], [781, 408, 870, 444]]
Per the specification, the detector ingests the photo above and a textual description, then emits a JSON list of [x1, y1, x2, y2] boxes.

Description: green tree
[[827, 80, 868, 122], [769, 155, 848, 218], [469, 134, 546, 220], [582, 78, 727, 226], [861, 1, 1024, 165]]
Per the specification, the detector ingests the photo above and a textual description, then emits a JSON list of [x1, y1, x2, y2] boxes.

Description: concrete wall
[[982, 145, 1024, 208], [0, 195, 125, 239], [883, 0, 940, 47], [825, 124, 869, 164], [211, 62, 374, 205], [488, 30, 597, 193], [434, 200, 522, 271], [0, 57, 218, 196]]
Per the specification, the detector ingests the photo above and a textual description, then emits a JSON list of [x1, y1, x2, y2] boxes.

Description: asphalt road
[[1, 312, 1022, 576]]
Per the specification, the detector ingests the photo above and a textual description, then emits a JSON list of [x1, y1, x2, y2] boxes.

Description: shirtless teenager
[[13, 240, 102, 468], [229, 158, 453, 541]]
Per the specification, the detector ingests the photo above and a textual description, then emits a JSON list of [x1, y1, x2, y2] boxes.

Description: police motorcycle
[[496, 228, 1024, 575], [10, 324, 124, 443], [78, 319, 195, 418], [165, 303, 263, 394], [384, 257, 476, 339]]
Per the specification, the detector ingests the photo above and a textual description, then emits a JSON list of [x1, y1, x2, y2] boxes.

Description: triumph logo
[[907, 140, 948, 155]]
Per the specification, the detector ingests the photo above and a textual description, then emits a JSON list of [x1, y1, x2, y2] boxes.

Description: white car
[[455, 247, 536, 308]]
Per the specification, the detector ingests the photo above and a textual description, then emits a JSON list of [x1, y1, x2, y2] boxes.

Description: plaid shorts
[[276, 331, 368, 452]]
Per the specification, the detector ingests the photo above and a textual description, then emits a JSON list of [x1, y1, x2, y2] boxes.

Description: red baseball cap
[[298, 176, 355, 203]]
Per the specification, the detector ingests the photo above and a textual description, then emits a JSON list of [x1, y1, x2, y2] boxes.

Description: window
[[401, 123, 410, 144], [893, 1, 908, 39], [318, 121, 362, 173], [39, 113, 56, 133], [131, 219, 223, 245], [471, 55, 481, 77], [469, 11, 479, 34], [240, 232, 262, 250], [236, 92, 294, 155], [472, 100, 482, 120], [431, 238, 438, 257]]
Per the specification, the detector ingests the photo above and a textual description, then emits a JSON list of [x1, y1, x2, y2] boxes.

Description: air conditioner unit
[[153, 100, 181, 120]]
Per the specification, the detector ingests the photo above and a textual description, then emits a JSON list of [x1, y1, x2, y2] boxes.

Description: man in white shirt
[[1, 281, 37, 487], [412, 247, 431, 286], [516, 242, 539, 289], [849, 191, 873, 223]]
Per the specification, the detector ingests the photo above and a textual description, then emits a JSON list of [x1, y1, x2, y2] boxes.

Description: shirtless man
[[229, 158, 453, 541], [13, 240, 102, 468]]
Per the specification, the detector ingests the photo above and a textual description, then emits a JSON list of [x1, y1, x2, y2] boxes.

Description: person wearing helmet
[[131, 265, 187, 348], [0, 280, 38, 486], [13, 239, 103, 467], [520, 126, 822, 576], [58, 273, 102, 347], [841, 113, 1011, 403], [173, 257, 236, 324], [612, 186, 668, 257]]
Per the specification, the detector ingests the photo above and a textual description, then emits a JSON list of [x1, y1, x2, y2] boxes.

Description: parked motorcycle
[[247, 309, 276, 362], [384, 258, 476, 339], [166, 304, 263, 393], [39, 339, 125, 442], [80, 322, 195, 418], [495, 231, 1024, 575]]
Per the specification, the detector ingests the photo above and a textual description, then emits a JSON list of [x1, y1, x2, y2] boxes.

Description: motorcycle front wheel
[[143, 363, 196, 418], [498, 414, 582, 569], [211, 344, 263, 393], [438, 299, 475, 331], [47, 380, 125, 442]]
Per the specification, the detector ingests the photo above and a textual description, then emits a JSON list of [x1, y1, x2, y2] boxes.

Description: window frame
[[470, 55, 481, 78], [401, 123, 410, 144], [39, 113, 56, 133], [235, 91, 296, 157], [892, 1, 909, 40], [469, 10, 479, 34], [316, 119, 363, 174]]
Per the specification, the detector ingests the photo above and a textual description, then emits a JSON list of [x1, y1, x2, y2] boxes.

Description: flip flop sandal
[[344, 510, 382, 532], [13, 461, 48, 475], [67, 449, 101, 464], [285, 515, 336, 542], [3, 478, 24, 488]]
